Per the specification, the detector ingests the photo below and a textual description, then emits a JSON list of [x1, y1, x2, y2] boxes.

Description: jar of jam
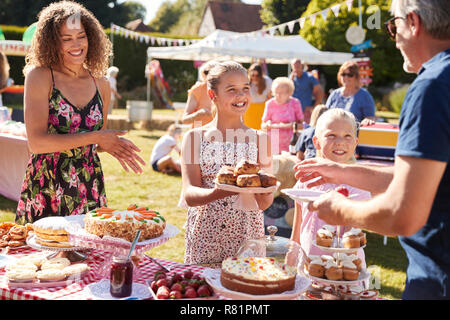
[[110, 256, 133, 298]]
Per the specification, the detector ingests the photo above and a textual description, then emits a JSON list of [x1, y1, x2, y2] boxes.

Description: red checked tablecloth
[[0, 247, 210, 300]]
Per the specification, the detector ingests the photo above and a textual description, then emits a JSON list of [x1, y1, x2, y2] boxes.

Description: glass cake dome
[[236, 225, 302, 269]]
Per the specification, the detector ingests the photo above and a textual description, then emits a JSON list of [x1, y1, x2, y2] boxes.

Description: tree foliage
[[299, 0, 415, 88], [260, 0, 310, 27], [0, 0, 146, 27], [149, 0, 242, 36]]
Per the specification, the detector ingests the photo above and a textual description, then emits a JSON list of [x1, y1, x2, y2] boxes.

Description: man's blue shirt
[[292, 72, 319, 110], [395, 48, 450, 299]]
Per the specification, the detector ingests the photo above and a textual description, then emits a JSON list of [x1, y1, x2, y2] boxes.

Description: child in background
[[261, 77, 304, 154], [295, 104, 328, 161], [150, 124, 182, 174], [291, 109, 371, 259], [180, 61, 273, 265]]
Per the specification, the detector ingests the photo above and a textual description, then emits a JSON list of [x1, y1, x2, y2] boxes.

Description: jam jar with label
[[110, 256, 133, 297]]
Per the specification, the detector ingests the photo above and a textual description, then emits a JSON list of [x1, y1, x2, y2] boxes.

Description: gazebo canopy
[[147, 29, 352, 65]]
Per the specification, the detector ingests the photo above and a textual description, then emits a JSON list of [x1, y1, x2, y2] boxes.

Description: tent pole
[[147, 53, 151, 104], [110, 23, 114, 67]]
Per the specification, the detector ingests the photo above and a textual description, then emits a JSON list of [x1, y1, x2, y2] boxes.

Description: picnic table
[[0, 247, 210, 300]]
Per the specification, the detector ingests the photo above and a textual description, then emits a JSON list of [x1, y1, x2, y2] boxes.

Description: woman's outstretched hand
[[97, 130, 146, 173]]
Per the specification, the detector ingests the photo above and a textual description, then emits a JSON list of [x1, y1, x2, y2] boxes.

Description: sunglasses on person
[[384, 16, 406, 41], [341, 72, 355, 78]]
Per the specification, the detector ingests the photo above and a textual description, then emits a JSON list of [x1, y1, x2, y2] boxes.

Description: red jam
[[110, 256, 133, 297]]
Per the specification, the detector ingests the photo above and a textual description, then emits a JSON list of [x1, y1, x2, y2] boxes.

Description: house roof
[[204, 1, 264, 33], [125, 19, 153, 33]]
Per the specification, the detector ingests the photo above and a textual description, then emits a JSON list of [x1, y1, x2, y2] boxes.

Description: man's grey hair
[[390, 0, 450, 39]]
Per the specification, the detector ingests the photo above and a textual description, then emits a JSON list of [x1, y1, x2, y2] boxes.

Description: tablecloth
[[0, 133, 30, 201], [0, 247, 210, 300]]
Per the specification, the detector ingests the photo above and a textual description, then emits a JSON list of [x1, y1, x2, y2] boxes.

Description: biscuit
[[16, 255, 48, 268], [63, 263, 89, 277], [217, 166, 237, 185], [41, 257, 71, 270], [36, 269, 67, 281], [6, 263, 38, 272], [35, 231, 69, 242], [6, 269, 36, 282], [35, 237, 72, 248]]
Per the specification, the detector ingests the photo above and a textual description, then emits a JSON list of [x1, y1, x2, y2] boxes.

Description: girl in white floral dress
[[180, 61, 274, 264]]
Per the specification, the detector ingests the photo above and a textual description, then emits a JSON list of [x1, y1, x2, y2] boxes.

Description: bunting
[[112, 0, 354, 47]]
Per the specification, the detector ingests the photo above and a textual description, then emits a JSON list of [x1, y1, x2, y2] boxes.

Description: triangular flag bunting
[[268, 27, 276, 36], [299, 17, 306, 29], [320, 9, 329, 21], [278, 23, 287, 35], [331, 4, 341, 17], [287, 20, 296, 33], [346, 0, 353, 11], [310, 13, 318, 26]]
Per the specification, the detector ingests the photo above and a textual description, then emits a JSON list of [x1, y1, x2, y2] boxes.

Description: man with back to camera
[[294, 0, 450, 299]]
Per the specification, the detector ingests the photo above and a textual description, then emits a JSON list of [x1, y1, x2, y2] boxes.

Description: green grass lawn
[[0, 127, 407, 299]]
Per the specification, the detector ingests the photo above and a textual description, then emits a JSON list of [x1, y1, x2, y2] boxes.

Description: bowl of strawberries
[[149, 269, 217, 300]]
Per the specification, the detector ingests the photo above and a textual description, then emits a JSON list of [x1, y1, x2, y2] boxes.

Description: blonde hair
[[315, 109, 358, 137], [309, 104, 328, 127], [23, 0, 112, 78], [167, 124, 182, 136], [0, 52, 10, 89], [314, 109, 358, 162], [271, 77, 294, 96]]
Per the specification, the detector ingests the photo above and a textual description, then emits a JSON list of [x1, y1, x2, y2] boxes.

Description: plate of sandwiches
[[215, 160, 279, 194]]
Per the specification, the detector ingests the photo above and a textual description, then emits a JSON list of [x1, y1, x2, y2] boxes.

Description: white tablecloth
[[0, 133, 30, 201]]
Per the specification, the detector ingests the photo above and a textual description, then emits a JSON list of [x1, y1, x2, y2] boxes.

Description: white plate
[[303, 268, 371, 285], [312, 240, 366, 253], [84, 279, 152, 300], [281, 189, 359, 203], [202, 268, 310, 300], [215, 181, 280, 194], [0, 254, 17, 269]]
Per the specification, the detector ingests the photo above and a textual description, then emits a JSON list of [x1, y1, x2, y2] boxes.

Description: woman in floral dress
[[16, 2, 145, 224], [180, 61, 274, 264]]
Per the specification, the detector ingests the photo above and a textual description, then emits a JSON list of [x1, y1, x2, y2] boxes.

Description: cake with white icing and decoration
[[220, 257, 297, 295], [83, 205, 166, 242]]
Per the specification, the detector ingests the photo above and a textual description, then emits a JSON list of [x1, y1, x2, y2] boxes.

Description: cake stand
[[26, 234, 89, 263], [299, 232, 370, 299], [67, 224, 180, 278]]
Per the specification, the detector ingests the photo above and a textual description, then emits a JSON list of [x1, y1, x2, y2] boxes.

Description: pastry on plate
[[41, 257, 71, 270], [308, 258, 325, 278], [216, 166, 237, 185], [258, 172, 277, 187], [236, 174, 261, 187], [341, 260, 359, 281], [316, 228, 334, 247], [324, 261, 343, 281], [234, 160, 260, 175], [36, 269, 67, 282]]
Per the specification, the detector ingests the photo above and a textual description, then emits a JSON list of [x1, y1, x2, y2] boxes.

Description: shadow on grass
[[365, 232, 409, 274], [379, 283, 405, 300], [138, 134, 161, 141]]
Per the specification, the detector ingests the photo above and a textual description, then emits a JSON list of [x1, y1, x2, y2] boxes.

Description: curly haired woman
[[16, 1, 145, 223]]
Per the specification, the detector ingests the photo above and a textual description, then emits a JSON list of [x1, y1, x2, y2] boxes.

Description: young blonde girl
[[150, 124, 182, 174], [291, 108, 371, 258], [261, 77, 304, 153], [180, 61, 274, 265]]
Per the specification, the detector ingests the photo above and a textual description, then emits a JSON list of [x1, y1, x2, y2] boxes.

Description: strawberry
[[156, 278, 168, 288], [156, 286, 170, 299], [183, 270, 194, 279], [335, 186, 349, 197], [171, 283, 183, 292], [171, 272, 183, 283], [169, 290, 182, 299], [197, 284, 211, 297], [184, 287, 198, 298]]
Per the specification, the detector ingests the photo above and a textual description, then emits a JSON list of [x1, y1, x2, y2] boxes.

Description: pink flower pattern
[[15, 79, 106, 223]]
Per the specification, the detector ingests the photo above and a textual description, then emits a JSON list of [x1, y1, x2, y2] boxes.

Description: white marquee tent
[[147, 29, 352, 65]]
